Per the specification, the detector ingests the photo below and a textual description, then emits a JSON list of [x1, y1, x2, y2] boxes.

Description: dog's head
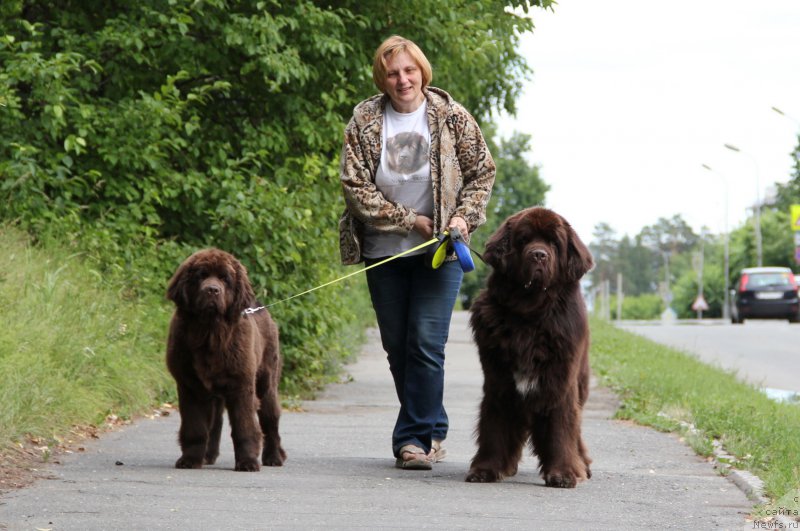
[[386, 132, 429, 174], [483, 207, 593, 291], [166, 248, 256, 321]]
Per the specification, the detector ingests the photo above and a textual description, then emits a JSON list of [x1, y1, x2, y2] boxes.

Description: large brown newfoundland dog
[[466, 207, 594, 488], [166, 248, 286, 472]]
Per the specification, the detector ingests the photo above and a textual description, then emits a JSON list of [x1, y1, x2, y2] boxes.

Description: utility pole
[[701, 164, 730, 320], [696, 236, 705, 319]]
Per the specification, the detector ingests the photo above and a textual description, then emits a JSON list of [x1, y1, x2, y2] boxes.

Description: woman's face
[[384, 51, 424, 113]]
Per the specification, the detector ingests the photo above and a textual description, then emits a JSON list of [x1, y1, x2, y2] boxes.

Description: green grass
[[0, 225, 371, 455], [590, 318, 800, 509], [0, 226, 174, 449]]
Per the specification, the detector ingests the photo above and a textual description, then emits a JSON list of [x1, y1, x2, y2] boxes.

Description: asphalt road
[[616, 320, 800, 393], [0, 312, 753, 530]]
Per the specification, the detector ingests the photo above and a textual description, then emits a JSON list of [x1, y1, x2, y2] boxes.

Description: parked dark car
[[730, 267, 799, 324]]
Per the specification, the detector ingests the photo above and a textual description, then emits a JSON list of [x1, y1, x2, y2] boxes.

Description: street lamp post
[[771, 106, 800, 127], [772, 106, 800, 165], [702, 164, 730, 320], [724, 143, 763, 267]]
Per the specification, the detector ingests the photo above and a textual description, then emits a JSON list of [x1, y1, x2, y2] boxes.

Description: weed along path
[[1, 312, 753, 530]]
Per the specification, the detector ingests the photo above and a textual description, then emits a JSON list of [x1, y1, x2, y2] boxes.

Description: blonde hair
[[372, 35, 433, 93]]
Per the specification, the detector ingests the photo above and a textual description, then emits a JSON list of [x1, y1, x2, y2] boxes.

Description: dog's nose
[[204, 285, 221, 295], [531, 249, 548, 263]]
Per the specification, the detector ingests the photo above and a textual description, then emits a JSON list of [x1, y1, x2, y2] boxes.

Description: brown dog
[[466, 207, 594, 487], [166, 248, 286, 471]]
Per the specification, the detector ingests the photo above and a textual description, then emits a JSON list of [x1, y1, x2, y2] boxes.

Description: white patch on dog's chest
[[514, 371, 539, 396]]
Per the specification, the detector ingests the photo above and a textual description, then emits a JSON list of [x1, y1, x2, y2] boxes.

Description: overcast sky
[[497, 0, 800, 244]]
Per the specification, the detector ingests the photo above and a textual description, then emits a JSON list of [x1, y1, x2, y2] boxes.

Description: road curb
[[712, 440, 766, 503], [713, 438, 799, 529]]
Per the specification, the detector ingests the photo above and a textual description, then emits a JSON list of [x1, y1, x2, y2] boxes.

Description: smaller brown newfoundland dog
[[166, 248, 286, 472], [466, 207, 594, 488]]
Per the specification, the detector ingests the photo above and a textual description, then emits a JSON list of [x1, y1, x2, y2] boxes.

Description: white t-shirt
[[363, 101, 434, 259]]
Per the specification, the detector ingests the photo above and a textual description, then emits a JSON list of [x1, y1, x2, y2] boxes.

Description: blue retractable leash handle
[[425, 229, 475, 272]]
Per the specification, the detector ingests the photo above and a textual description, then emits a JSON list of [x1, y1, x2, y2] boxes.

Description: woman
[[339, 35, 495, 469]]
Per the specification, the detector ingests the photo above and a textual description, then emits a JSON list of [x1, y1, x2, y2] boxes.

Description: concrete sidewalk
[[0, 311, 753, 530]]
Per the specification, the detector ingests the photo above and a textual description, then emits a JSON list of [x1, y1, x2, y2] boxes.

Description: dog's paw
[[504, 462, 520, 477], [465, 468, 501, 483], [235, 458, 261, 472], [262, 448, 286, 467], [175, 456, 203, 469], [204, 454, 218, 465], [544, 471, 578, 488]]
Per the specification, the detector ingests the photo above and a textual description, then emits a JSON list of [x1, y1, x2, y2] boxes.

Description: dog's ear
[[228, 258, 256, 320], [565, 222, 594, 282], [483, 219, 512, 270], [166, 258, 192, 309]]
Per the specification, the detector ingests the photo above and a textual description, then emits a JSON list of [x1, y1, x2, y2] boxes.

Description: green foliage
[[590, 215, 699, 305], [588, 222, 620, 285], [639, 215, 700, 256], [772, 131, 800, 212], [0, 1, 552, 395], [485, 130, 550, 221], [668, 233, 722, 319], [756, 209, 796, 267], [727, 208, 796, 279], [615, 235, 659, 295], [323, 0, 554, 121], [0, 226, 173, 446], [614, 293, 664, 320], [591, 318, 800, 501], [461, 130, 549, 307], [672, 272, 700, 319]]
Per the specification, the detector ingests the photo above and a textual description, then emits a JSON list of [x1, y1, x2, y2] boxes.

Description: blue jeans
[[365, 254, 463, 457]]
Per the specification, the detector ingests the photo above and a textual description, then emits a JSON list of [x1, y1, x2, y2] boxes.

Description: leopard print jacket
[[338, 87, 496, 265]]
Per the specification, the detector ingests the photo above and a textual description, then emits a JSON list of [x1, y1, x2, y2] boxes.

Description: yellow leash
[[264, 236, 440, 308]]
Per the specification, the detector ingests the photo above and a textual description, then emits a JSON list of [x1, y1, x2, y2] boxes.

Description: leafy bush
[[0, 1, 551, 396], [617, 293, 664, 320]]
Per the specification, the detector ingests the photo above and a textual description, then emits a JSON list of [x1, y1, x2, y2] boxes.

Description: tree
[[0, 0, 555, 392], [728, 208, 796, 273], [589, 215, 703, 318], [460, 130, 549, 307], [772, 131, 800, 212], [669, 231, 726, 319], [588, 222, 618, 285], [639, 215, 699, 256], [588, 224, 658, 295], [616, 235, 658, 296]]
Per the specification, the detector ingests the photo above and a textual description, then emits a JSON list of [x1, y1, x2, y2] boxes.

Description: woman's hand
[[448, 216, 468, 238], [413, 215, 434, 239]]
